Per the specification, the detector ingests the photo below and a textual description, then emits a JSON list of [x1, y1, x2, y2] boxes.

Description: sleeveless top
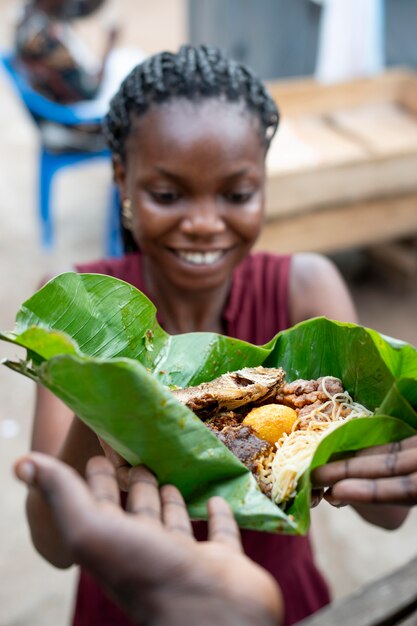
[[72, 251, 330, 626]]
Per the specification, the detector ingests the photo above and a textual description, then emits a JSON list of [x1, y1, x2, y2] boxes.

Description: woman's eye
[[150, 191, 181, 205], [224, 191, 254, 204]]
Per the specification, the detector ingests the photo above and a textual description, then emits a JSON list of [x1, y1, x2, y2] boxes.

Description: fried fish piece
[[172, 366, 285, 419]]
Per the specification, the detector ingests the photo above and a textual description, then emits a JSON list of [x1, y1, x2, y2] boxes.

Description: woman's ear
[[112, 155, 127, 199]]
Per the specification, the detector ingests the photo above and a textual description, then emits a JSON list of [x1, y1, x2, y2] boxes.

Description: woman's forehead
[[126, 98, 264, 163]]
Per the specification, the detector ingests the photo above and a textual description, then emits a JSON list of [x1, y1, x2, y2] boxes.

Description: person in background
[[14, 0, 143, 150], [15, 453, 283, 626], [26, 45, 416, 626], [15, 0, 117, 103]]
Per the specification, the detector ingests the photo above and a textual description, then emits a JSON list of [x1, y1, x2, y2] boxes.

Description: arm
[[32, 385, 73, 455], [96, 26, 120, 80], [15, 455, 283, 626], [63, 0, 120, 79], [289, 253, 410, 529]]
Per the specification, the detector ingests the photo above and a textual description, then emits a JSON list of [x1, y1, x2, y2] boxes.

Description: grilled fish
[[172, 366, 285, 419]]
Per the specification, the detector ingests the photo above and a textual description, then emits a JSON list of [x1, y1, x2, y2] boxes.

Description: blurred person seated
[[14, 0, 143, 151], [14, 454, 283, 626]]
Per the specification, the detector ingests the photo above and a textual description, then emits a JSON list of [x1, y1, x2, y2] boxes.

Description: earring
[[122, 198, 132, 229]]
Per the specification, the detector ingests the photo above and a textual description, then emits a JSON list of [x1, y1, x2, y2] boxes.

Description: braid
[[103, 44, 279, 160]]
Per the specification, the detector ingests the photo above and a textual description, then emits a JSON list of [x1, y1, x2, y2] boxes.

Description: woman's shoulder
[[289, 252, 358, 324], [290, 252, 335, 296]]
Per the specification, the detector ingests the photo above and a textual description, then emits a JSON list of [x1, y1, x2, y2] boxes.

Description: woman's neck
[[142, 259, 231, 335]]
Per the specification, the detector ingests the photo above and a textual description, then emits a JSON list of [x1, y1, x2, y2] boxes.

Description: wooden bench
[[297, 556, 417, 626], [255, 70, 417, 258]]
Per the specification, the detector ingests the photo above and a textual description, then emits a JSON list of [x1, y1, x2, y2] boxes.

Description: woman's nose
[[180, 201, 226, 237]]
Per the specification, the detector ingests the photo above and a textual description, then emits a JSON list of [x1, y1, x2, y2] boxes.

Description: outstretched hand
[[14, 454, 282, 626], [312, 435, 417, 527]]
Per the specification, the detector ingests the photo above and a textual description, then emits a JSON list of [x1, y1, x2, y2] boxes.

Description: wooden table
[[255, 70, 417, 256], [297, 555, 417, 626]]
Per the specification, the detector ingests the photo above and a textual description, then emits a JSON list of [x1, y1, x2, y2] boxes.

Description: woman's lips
[[171, 249, 228, 266]]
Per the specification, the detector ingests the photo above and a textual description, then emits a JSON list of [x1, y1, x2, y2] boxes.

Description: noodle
[[263, 377, 372, 504]]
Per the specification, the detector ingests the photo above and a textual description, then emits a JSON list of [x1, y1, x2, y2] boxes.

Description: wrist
[[148, 574, 282, 626]]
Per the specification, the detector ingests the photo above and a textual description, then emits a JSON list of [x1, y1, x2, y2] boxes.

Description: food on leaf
[[2, 273, 417, 534], [173, 368, 372, 505]]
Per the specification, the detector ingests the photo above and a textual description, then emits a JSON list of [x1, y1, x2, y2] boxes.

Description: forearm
[[59, 416, 102, 475]]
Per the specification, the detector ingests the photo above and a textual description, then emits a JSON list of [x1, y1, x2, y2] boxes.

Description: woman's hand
[[14, 454, 282, 626], [311, 435, 417, 528], [310, 488, 324, 508]]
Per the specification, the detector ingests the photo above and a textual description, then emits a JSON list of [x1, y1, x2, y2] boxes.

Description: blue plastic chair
[[0, 52, 122, 256]]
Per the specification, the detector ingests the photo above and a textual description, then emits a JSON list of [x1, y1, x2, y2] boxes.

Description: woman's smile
[[172, 248, 229, 266]]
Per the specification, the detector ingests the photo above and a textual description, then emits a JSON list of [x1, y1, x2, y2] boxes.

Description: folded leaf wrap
[[1, 272, 417, 534]]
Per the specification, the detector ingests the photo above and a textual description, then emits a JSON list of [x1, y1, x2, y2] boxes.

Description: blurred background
[[0, 1, 416, 624]]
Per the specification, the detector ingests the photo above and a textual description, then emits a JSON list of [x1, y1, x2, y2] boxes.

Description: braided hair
[[104, 44, 280, 252], [104, 44, 279, 159]]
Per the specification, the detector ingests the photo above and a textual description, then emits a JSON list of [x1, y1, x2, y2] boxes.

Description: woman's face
[[114, 98, 266, 293]]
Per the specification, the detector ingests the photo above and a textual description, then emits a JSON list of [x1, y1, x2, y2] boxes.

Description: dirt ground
[[0, 1, 417, 625]]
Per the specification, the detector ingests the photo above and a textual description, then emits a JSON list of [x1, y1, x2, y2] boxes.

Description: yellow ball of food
[[243, 404, 298, 445]]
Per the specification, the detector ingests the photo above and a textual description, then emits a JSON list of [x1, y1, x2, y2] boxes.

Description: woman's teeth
[[177, 250, 224, 265]]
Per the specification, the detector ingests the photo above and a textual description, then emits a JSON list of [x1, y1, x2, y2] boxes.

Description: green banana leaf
[[1, 272, 417, 534]]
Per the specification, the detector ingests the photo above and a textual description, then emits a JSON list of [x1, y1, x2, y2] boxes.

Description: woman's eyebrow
[[152, 166, 257, 183], [222, 168, 253, 180], [154, 167, 186, 183]]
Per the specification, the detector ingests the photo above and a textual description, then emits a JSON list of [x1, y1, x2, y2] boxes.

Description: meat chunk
[[208, 424, 274, 472], [275, 376, 343, 409]]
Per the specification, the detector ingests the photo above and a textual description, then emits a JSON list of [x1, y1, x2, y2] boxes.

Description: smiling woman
[[26, 44, 387, 626]]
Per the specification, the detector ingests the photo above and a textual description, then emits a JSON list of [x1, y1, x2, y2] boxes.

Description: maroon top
[[72, 251, 330, 626]]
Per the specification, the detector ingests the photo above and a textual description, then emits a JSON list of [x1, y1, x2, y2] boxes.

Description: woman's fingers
[[85, 456, 120, 511], [310, 488, 324, 508], [160, 484, 193, 539], [312, 446, 417, 488], [312, 440, 417, 507], [126, 465, 162, 523], [207, 496, 242, 552], [353, 436, 417, 458], [325, 473, 417, 506]]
